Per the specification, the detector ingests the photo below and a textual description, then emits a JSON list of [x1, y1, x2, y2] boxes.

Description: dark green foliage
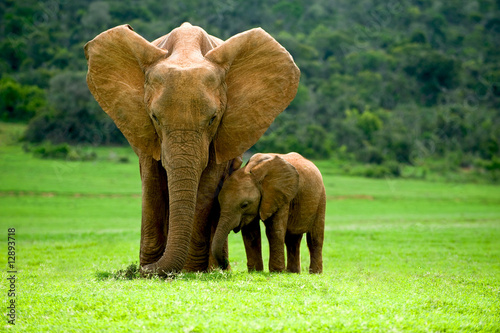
[[29, 142, 72, 160], [0, 0, 499, 179], [24, 72, 126, 146], [475, 156, 500, 181], [25, 141, 97, 161], [357, 145, 385, 165], [0, 77, 47, 122], [343, 161, 401, 178]]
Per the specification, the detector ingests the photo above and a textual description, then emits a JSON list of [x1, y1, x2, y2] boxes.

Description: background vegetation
[[2, 2, 499, 330], [1, 0, 499, 180]]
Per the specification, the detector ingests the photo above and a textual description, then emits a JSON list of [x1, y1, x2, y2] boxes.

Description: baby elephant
[[211, 152, 325, 273]]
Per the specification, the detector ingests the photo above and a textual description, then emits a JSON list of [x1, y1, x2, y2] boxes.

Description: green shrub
[[475, 156, 500, 181], [30, 142, 71, 159], [344, 161, 401, 179], [384, 160, 402, 177], [357, 145, 385, 165], [0, 77, 48, 122], [24, 72, 127, 146], [118, 156, 130, 163], [25, 142, 97, 161]]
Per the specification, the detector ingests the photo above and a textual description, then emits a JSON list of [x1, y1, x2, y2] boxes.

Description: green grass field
[[1, 122, 499, 332]]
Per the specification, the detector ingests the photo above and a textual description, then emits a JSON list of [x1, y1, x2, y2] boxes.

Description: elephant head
[[85, 24, 300, 275], [212, 154, 299, 268]]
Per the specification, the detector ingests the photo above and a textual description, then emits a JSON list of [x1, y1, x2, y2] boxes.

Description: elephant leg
[[306, 232, 323, 274], [184, 151, 233, 272], [241, 217, 263, 271], [307, 203, 325, 274], [285, 233, 303, 273], [139, 155, 168, 266], [265, 208, 288, 272]]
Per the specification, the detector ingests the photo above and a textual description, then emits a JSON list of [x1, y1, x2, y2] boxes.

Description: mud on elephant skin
[[84, 23, 300, 276], [212, 153, 326, 274]]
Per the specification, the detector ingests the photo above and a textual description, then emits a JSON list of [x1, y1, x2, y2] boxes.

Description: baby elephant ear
[[205, 29, 300, 164], [249, 154, 299, 221], [85, 25, 167, 160]]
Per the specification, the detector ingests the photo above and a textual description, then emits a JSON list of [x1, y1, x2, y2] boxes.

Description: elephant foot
[[308, 265, 323, 274], [140, 263, 160, 278], [141, 262, 183, 278], [269, 266, 285, 273]]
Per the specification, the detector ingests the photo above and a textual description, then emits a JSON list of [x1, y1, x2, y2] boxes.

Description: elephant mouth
[[233, 225, 241, 233]]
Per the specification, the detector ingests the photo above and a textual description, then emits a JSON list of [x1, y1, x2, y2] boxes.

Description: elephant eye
[[240, 202, 249, 209], [208, 116, 216, 126], [152, 114, 159, 124]]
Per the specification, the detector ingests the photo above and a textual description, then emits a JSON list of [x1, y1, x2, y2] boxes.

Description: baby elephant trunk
[[211, 214, 240, 269]]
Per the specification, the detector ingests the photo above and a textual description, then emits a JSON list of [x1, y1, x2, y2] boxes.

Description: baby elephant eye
[[240, 202, 249, 209], [152, 114, 159, 123], [208, 116, 216, 126]]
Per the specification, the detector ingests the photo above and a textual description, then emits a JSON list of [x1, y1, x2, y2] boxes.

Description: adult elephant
[[85, 23, 300, 276]]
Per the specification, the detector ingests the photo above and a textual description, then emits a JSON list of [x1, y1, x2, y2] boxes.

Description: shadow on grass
[[95, 262, 278, 282]]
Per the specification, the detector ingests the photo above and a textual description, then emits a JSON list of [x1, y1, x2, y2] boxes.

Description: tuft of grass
[[97, 262, 142, 281], [113, 262, 141, 280], [98, 263, 238, 282]]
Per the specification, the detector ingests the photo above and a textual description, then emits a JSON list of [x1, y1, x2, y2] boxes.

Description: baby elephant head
[[211, 154, 299, 268]]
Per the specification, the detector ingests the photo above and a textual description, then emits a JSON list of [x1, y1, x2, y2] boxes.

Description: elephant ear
[[205, 28, 300, 164], [85, 25, 167, 160], [249, 154, 299, 221]]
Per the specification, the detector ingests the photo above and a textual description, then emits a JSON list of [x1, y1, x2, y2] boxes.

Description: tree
[[0, 77, 47, 122], [0, 0, 497, 175], [25, 71, 125, 145]]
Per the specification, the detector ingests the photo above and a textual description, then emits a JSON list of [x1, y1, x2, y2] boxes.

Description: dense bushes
[[0, 0, 499, 178], [24, 72, 126, 146], [24, 141, 97, 161], [0, 77, 47, 122]]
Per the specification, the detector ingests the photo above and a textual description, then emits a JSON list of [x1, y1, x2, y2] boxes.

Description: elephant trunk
[[143, 132, 207, 276], [211, 213, 240, 269], [156, 167, 199, 274]]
